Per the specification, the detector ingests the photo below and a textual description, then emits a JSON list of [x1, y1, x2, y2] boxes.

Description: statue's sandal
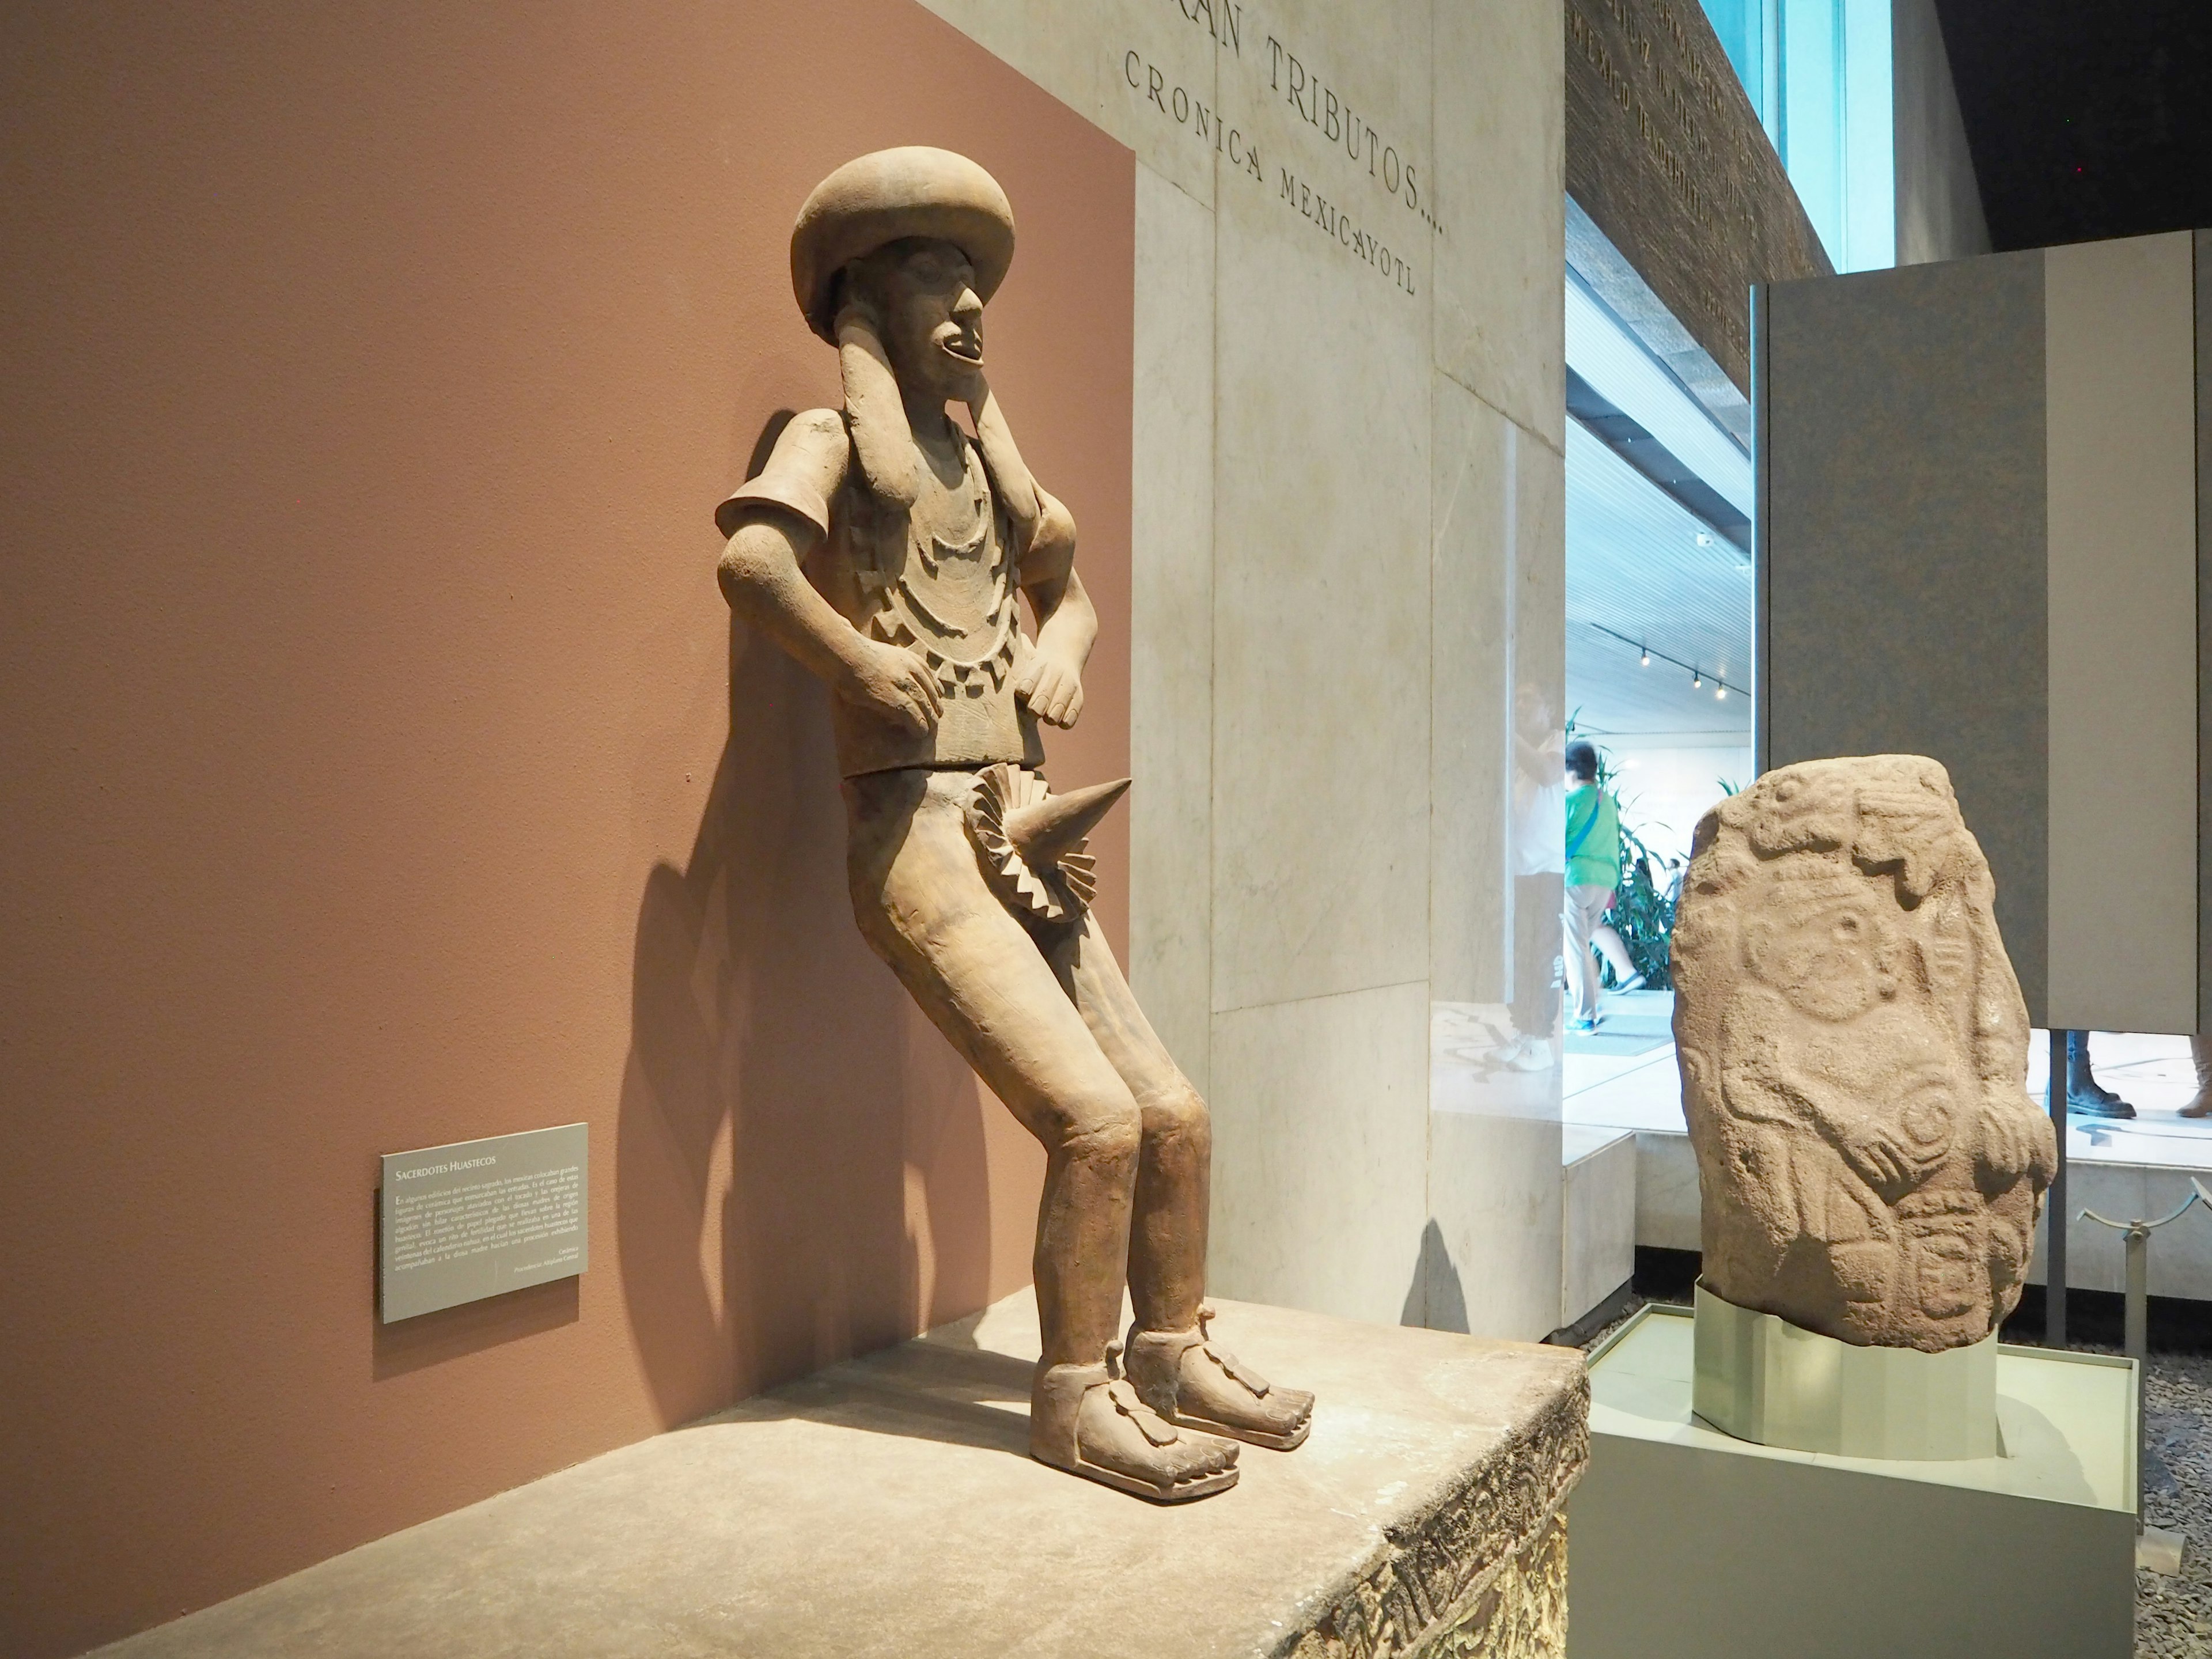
[[1123, 1306, 1316, 1452], [1031, 1360, 1240, 1502]]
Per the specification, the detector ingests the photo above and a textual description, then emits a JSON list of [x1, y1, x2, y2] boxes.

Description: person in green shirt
[[1562, 740, 1639, 1031]]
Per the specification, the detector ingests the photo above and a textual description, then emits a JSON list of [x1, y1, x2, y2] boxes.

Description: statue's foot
[[1124, 1306, 1316, 1452], [1030, 1361, 1240, 1503]]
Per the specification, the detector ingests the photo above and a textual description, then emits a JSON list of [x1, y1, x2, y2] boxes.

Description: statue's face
[[1743, 892, 1896, 1022], [877, 240, 985, 402]]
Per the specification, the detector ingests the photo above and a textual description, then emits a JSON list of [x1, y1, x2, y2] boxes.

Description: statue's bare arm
[[1723, 1003, 1923, 1195], [718, 511, 943, 734], [1011, 488, 1094, 729]]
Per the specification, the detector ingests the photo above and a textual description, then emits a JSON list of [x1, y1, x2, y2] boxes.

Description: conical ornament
[[966, 765, 1129, 923]]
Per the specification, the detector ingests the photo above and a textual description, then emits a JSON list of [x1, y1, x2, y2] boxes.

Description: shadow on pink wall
[[0, 2, 1126, 1652], [618, 612, 1010, 1424]]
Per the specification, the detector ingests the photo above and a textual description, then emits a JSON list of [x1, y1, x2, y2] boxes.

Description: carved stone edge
[[1421, 1510, 1569, 1659], [1274, 1366, 1592, 1659]]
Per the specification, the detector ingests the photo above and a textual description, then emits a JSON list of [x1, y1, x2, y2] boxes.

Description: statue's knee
[[1062, 1090, 1142, 1165], [1142, 1082, 1210, 1154]]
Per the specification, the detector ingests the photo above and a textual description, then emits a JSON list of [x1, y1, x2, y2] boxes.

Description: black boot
[[2067, 1031, 2135, 1120]]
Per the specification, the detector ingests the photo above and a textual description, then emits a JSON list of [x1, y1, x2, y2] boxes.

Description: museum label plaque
[[378, 1123, 587, 1322]]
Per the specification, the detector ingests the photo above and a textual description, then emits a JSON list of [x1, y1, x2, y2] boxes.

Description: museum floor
[[2138, 1353, 2212, 1658]]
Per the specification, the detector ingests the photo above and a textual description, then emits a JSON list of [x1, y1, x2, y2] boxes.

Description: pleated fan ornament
[[966, 764, 1131, 923]]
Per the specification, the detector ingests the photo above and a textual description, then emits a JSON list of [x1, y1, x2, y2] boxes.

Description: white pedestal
[[1570, 1304, 2138, 1659], [1691, 1283, 2001, 1459]]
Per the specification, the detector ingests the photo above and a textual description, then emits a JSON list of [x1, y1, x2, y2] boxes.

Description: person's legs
[[2182, 1036, 2212, 1118], [1512, 873, 1562, 1040], [1563, 885, 1612, 1025], [845, 770, 1240, 1498], [1044, 911, 1313, 1449], [2066, 1030, 2135, 1119], [1592, 919, 1640, 989]]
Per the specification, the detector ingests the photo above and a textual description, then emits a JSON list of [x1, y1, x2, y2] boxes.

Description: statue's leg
[[1048, 912, 1316, 1452], [844, 770, 1240, 1501], [1037, 911, 1206, 1331]]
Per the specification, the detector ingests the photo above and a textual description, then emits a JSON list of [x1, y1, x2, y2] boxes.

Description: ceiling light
[[1692, 670, 1703, 688], [1695, 532, 1714, 548], [1715, 684, 1727, 700], [1640, 647, 1650, 666]]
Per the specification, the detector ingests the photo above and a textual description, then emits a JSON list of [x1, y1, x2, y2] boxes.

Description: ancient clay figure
[[714, 149, 1312, 1500], [1672, 756, 2056, 1351]]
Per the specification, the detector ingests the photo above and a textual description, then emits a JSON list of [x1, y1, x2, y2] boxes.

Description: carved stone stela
[[1672, 756, 2057, 1351]]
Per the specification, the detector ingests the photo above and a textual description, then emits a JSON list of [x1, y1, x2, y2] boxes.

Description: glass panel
[[1841, 0, 1897, 271], [1700, 0, 1896, 272], [1699, 0, 1767, 122], [1780, 0, 1846, 263]]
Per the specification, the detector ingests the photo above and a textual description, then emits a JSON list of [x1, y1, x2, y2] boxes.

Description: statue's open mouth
[[938, 335, 984, 366]]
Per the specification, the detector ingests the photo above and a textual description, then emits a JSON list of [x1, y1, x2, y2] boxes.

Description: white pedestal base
[[1573, 1304, 2137, 1659], [1691, 1282, 2001, 1459]]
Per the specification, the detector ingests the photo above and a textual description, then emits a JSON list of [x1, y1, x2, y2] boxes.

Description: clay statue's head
[[839, 238, 987, 403], [789, 146, 1015, 345], [787, 148, 1029, 514]]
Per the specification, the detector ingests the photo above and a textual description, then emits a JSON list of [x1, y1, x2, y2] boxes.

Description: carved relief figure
[[1672, 756, 2056, 1350], [714, 149, 1312, 1500]]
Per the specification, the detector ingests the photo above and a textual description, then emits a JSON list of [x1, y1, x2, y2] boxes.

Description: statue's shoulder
[[716, 408, 853, 540], [764, 407, 854, 480]]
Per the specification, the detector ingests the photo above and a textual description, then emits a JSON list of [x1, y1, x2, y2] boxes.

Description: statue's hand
[[1014, 647, 1085, 728], [1835, 1116, 1922, 1195], [1976, 1089, 2056, 1188], [839, 638, 942, 733]]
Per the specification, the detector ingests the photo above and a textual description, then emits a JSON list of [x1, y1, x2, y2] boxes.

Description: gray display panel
[[378, 1123, 587, 1322]]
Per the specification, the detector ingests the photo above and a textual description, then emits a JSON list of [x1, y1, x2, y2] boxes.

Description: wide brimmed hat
[[790, 147, 1016, 342]]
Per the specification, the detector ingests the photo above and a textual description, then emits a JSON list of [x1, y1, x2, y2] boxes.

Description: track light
[[1640, 646, 1650, 666], [1692, 669, 1702, 688], [1715, 683, 1727, 700]]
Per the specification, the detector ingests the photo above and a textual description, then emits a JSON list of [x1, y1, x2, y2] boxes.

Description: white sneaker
[[1508, 1036, 1553, 1072]]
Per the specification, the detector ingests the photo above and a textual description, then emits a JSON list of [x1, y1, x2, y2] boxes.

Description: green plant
[[1604, 823, 1679, 991]]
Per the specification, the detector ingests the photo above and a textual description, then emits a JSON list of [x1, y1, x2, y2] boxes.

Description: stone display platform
[[1571, 1304, 2135, 1658], [94, 1294, 1588, 1659]]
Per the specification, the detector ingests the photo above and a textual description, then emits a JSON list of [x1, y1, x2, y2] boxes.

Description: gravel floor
[[1572, 1283, 2212, 1657], [2137, 1350, 2212, 1657]]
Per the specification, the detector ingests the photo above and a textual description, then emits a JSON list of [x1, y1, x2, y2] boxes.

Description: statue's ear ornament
[[834, 302, 921, 510]]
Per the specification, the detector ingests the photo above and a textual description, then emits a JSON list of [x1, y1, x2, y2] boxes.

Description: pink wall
[[0, 5, 1132, 1653]]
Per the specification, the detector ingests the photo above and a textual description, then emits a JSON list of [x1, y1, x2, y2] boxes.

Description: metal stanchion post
[[2080, 1182, 2206, 1574], [2047, 1028, 2069, 1348]]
